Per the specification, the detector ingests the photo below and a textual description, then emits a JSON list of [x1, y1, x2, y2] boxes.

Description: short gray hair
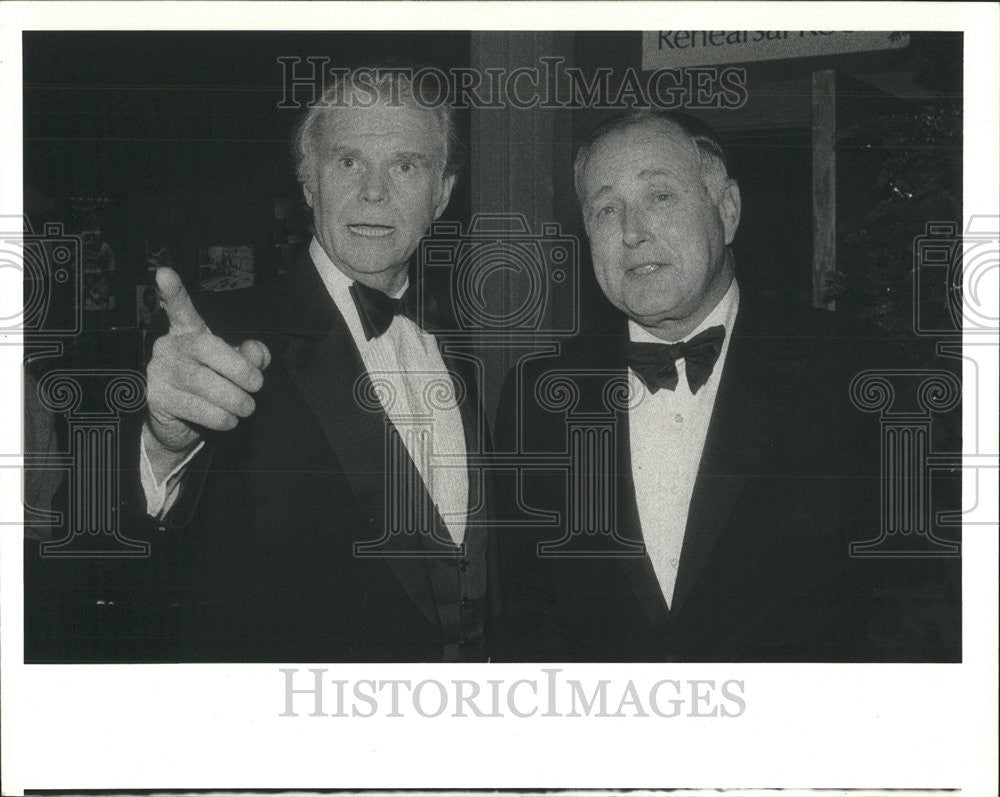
[[573, 109, 732, 206], [292, 66, 463, 192]]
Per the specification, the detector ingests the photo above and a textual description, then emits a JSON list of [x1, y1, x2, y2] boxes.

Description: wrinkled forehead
[[580, 120, 704, 200], [312, 100, 448, 161], [594, 119, 700, 174]]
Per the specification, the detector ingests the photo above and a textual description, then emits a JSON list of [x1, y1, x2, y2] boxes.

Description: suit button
[[461, 597, 471, 609], [459, 558, 469, 572]]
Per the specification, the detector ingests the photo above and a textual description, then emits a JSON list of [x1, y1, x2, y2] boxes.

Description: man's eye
[[596, 205, 618, 218], [397, 161, 417, 174], [654, 192, 671, 202], [339, 157, 357, 169]]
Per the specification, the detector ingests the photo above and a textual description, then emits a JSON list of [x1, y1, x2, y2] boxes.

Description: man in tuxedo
[[493, 110, 959, 662], [125, 69, 495, 662]]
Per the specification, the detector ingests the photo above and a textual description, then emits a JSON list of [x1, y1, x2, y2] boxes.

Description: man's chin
[[628, 313, 671, 330], [621, 296, 680, 325], [324, 245, 410, 285], [339, 245, 408, 274]]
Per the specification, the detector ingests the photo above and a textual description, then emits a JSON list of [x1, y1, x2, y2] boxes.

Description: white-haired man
[[128, 69, 495, 662]]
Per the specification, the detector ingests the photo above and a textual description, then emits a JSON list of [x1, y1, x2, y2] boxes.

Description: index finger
[[156, 267, 208, 335]]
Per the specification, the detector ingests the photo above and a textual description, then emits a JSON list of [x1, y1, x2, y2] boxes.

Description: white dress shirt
[[627, 279, 739, 608], [142, 238, 469, 545]]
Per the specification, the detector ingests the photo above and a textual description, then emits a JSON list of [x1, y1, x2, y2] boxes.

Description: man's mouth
[[348, 224, 395, 238], [628, 263, 664, 276]]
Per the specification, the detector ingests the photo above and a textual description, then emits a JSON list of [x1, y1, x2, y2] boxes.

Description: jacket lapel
[[669, 295, 809, 617], [616, 430, 672, 630], [437, 344, 491, 525], [580, 326, 672, 630], [265, 257, 441, 629], [435, 341, 502, 618]]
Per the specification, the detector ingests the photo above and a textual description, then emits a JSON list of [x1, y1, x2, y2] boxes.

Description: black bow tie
[[626, 325, 726, 395], [350, 281, 442, 341]]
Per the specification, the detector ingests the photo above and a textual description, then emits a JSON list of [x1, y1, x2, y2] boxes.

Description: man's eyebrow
[[395, 152, 431, 163], [587, 184, 612, 203], [326, 145, 362, 159], [323, 146, 434, 161], [637, 168, 675, 181]]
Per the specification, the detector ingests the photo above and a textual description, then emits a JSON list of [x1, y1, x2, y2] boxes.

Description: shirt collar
[[309, 237, 410, 300], [309, 238, 411, 348], [628, 278, 740, 345]]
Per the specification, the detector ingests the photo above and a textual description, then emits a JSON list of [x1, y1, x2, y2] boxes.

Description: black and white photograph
[[3, 2, 997, 795]]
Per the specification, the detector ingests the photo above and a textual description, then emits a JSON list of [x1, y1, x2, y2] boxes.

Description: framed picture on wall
[[272, 196, 311, 279], [198, 244, 255, 292], [81, 229, 118, 312]]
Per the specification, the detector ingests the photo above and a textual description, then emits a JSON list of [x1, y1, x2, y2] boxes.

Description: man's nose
[[621, 208, 650, 249], [360, 168, 388, 203]]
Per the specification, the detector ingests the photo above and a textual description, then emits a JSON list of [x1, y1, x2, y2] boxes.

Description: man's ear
[[302, 181, 315, 209], [718, 179, 741, 245], [433, 173, 458, 220]]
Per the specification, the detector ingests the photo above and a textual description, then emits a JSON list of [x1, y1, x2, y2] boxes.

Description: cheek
[[397, 176, 437, 208], [591, 254, 624, 300], [588, 230, 623, 274], [315, 179, 344, 212], [589, 225, 621, 258]]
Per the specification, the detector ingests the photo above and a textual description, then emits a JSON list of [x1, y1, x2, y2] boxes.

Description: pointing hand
[[145, 268, 271, 461]]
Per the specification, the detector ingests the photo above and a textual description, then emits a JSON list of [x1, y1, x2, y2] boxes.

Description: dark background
[[24, 30, 963, 370], [24, 31, 472, 373]]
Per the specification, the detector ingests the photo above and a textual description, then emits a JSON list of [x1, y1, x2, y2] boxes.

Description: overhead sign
[[642, 31, 910, 70]]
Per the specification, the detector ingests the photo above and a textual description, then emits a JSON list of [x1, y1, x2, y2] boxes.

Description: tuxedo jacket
[[28, 255, 499, 663], [491, 293, 960, 662]]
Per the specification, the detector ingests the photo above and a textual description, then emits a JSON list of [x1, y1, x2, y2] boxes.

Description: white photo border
[[1, 2, 997, 795]]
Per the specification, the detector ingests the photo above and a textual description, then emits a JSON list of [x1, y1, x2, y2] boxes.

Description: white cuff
[[139, 431, 205, 520]]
